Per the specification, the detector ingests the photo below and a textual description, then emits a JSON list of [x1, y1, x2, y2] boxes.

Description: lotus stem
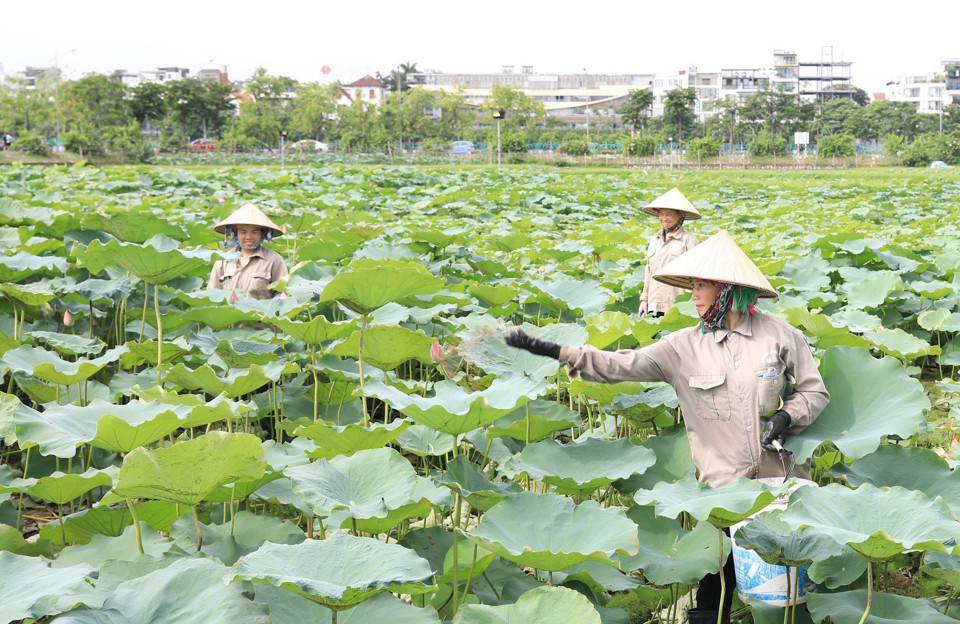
[[139, 281, 148, 341], [154, 284, 162, 386], [358, 313, 369, 427], [229, 486, 237, 536], [126, 500, 145, 555], [458, 543, 479, 606], [716, 526, 726, 624], [525, 403, 531, 444], [452, 493, 462, 614], [857, 562, 873, 624], [88, 301, 94, 339], [191, 504, 203, 552]]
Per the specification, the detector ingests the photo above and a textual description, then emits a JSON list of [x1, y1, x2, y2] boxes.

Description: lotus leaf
[[1, 468, 116, 505], [486, 399, 579, 443], [468, 282, 520, 307], [253, 585, 442, 624], [111, 431, 266, 506], [395, 423, 457, 457], [790, 346, 930, 462], [779, 483, 960, 561], [29, 332, 106, 357], [582, 311, 633, 349], [840, 270, 902, 309], [806, 588, 957, 624], [0, 390, 17, 444], [330, 325, 433, 369], [732, 510, 845, 567], [53, 557, 271, 624], [319, 259, 444, 315], [0, 551, 94, 622], [615, 504, 726, 586], [432, 456, 523, 511], [290, 418, 411, 459], [633, 476, 793, 528], [164, 360, 295, 398], [363, 377, 550, 436], [81, 209, 187, 243], [782, 307, 871, 350], [76, 234, 226, 284], [0, 281, 56, 306], [452, 584, 601, 624], [39, 501, 179, 546], [862, 327, 939, 359], [457, 322, 587, 379], [526, 275, 611, 315], [548, 560, 640, 593], [285, 447, 418, 520], [120, 338, 193, 367], [806, 544, 868, 589], [0, 251, 68, 281], [0, 523, 54, 557], [613, 425, 695, 494], [464, 491, 639, 571], [229, 532, 435, 610], [59, 277, 135, 304], [502, 437, 656, 493], [2, 344, 127, 386], [271, 315, 355, 344]]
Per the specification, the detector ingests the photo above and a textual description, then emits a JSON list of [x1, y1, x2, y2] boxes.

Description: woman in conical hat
[[208, 202, 289, 300], [504, 230, 829, 620], [638, 187, 701, 317]]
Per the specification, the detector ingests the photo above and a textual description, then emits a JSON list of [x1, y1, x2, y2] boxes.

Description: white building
[[338, 75, 389, 106], [884, 76, 947, 113]]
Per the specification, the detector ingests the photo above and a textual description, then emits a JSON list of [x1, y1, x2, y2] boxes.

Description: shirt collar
[[711, 310, 756, 343]]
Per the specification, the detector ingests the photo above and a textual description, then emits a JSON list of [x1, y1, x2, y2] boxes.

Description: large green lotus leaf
[[614, 504, 727, 586], [271, 315, 355, 345], [76, 234, 225, 284], [633, 476, 792, 528], [437, 538, 497, 584], [111, 431, 266, 506], [779, 483, 959, 561], [862, 327, 939, 360], [909, 278, 954, 301], [829, 445, 960, 517], [452, 583, 601, 624], [285, 447, 419, 519], [468, 282, 519, 307], [782, 307, 871, 350], [47, 553, 182, 613], [0, 523, 54, 557], [840, 270, 902, 309], [164, 360, 295, 398], [582, 311, 633, 349], [568, 378, 647, 407], [1, 281, 57, 306], [39, 501, 179, 546], [549, 560, 640, 593], [395, 424, 456, 457], [14, 400, 192, 457], [81, 210, 186, 243], [330, 325, 433, 369], [790, 346, 930, 462], [363, 377, 550, 436], [807, 544, 868, 589], [464, 491, 639, 571], [918, 308, 952, 331], [629, 303, 699, 343], [0, 551, 94, 622], [745, 597, 817, 624], [828, 309, 883, 333], [3, 468, 116, 504], [732, 510, 845, 567], [254, 585, 441, 624], [0, 390, 18, 445], [613, 425, 695, 494], [432, 455, 523, 512], [182, 306, 262, 330], [53, 522, 176, 568], [294, 419, 411, 460], [1, 344, 127, 386], [330, 492, 435, 535], [229, 532, 435, 610], [319, 260, 444, 315], [29, 332, 106, 357], [940, 336, 960, 366], [526, 275, 611, 315], [486, 405, 578, 443], [921, 551, 960, 588], [0, 251, 68, 281], [59, 277, 135, 305], [806, 588, 957, 624], [182, 394, 257, 428], [120, 338, 193, 367], [214, 339, 281, 369], [502, 437, 656, 493], [53, 557, 271, 624], [458, 323, 587, 379]]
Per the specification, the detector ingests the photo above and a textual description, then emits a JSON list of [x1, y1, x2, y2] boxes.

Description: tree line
[[1, 65, 958, 165]]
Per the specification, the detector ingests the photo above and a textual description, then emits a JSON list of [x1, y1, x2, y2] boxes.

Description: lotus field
[[3, 163, 960, 624]]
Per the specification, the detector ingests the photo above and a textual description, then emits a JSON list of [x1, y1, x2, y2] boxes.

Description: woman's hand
[[504, 329, 561, 359]]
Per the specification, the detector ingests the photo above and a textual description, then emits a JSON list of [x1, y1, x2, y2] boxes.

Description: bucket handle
[[771, 440, 796, 481]]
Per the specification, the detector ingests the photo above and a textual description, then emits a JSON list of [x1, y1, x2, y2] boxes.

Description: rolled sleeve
[[559, 341, 674, 385]]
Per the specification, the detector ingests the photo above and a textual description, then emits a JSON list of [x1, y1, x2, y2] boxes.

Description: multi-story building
[[943, 59, 960, 106], [884, 75, 946, 113], [337, 75, 389, 106], [649, 67, 720, 123], [198, 66, 230, 85]]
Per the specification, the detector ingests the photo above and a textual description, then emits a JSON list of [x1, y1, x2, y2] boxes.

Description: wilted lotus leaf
[[230, 531, 435, 610], [432, 455, 522, 512], [363, 377, 549, 436], [453, 585, 601, 624], [502, 437, 656, 494], [791, 346, 930, 462], [320, 259, 444, 315], [110, 431, 266, 506], [1, 344, 127, 386], [464, 491, 639, 571]]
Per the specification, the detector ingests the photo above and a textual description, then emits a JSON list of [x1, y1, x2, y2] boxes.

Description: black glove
[[504, 329, 561, 359], [761, 410, 791, 452]]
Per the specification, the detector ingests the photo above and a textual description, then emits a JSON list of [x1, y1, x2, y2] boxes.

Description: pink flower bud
[[430, 341, 443, 361], [229, 290, 238, 303], [578, 264, 585, 270], [93, 201, 99, 207], [218, 197, 226, 204], [63, 310, 74, 326], [538, 265, 546, 273], [282, 223, 290, 234]]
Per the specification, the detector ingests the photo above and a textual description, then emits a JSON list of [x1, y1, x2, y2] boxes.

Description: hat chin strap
[[225, 226, 272, 251]]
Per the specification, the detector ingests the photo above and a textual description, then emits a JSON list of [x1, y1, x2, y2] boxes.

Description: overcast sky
[[5, 0, 957, 96]]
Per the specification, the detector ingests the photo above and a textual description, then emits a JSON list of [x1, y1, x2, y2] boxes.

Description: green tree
[[400, 87, 439, 141], [662, 87, 697, 147], [435, 88, 475, 140], [289, 82, 339, 141], [64, 74, 128, 136], [619, 89, 654, 136], [816, 133, 855, 157], [0, 79, 56, 137], [378, 62, 419, 93], [817, 98, 860, 135], [336, 98, 386, 152], [481, 84, 546, 133], [129, 83, 167, 126], [236, 68, 298, 146], [748, 130, 786, 157], [687, 135, 722, 159]]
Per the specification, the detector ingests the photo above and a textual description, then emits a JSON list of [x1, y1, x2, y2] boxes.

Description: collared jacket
[[559, 312, 829, 487], [208, 246, 288, 300], [640, 227, 699, 314]]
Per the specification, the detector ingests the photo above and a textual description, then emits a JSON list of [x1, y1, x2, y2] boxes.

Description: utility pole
[[397, 68, 402, 152]]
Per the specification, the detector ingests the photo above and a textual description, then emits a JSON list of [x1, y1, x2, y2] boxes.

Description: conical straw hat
[[641, 187, 702, 220], [653, 229, 777, 298], [213, 203, 283, 237]]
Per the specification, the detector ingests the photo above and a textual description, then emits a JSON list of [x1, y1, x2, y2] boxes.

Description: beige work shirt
[[208, 246, 288, 300], [560, 312, 829, 487], [640, 227, 699, 314]]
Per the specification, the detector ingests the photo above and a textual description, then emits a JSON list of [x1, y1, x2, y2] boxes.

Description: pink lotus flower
[[93, 201, 99, 207], [229, 290, 238, 303], [63, 310, 74, 326], [430, 341, 443, 361], [218, 197, 226, 204], [538, 265, 546, 273], [578, 264, 585, 270]]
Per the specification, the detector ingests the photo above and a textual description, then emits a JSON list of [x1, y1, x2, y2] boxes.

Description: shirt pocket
[[755, 362, 787, 416], [246, 272, 274, 300], [689, 374, 731, 421]]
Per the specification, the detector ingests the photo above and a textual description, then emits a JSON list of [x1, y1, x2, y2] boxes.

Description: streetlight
[[939, 108, 950, 134], [396, 66, 402, 153], [492, 109, 505, 170], [279, 129, 287, 169], [54, 49, 77, 152]]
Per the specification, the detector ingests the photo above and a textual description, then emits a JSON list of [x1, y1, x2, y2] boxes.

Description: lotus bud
[[218, 197, 226, 204], [282, 223, 290, 234], [430, 341, 443, 361], [538, 265, 547, 273], [63, 310, 75, 326], [93, 201, 99, 207], [229, 290, 238, 303], [578, 263, 585, 270]]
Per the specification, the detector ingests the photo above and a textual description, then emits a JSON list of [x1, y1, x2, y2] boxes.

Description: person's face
[[692, 280, 722, 316], [658, 209, 681, 230], [235, 225, 263, 249]]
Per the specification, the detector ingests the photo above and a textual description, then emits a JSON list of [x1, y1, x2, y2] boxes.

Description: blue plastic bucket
[[731, 478, 817, 606]]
